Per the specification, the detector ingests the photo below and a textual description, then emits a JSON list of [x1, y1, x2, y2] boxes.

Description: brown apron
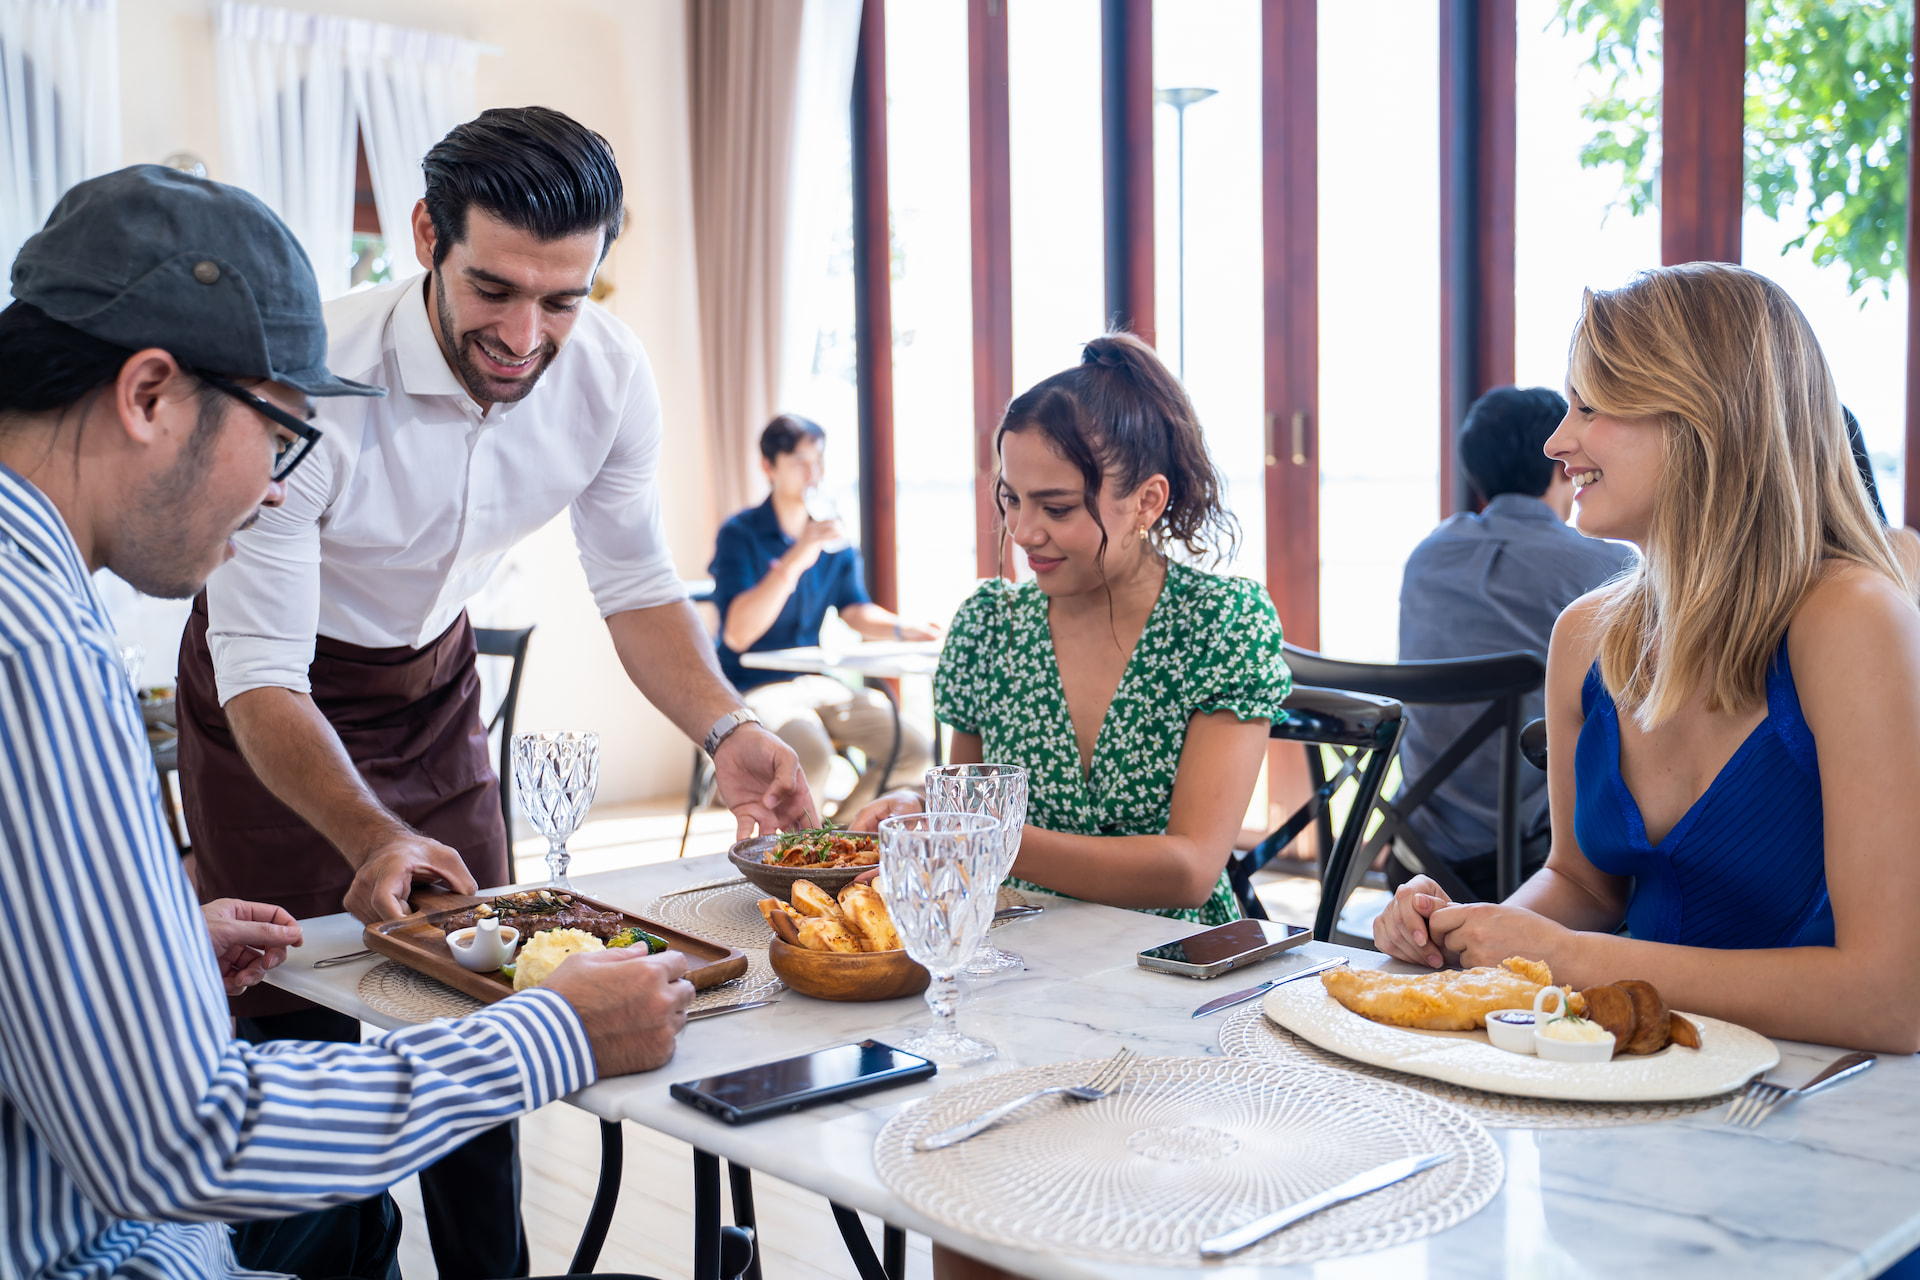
[[176, 593, 510, 1016]]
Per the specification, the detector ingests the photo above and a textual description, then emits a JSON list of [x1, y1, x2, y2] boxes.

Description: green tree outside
[[1556, 0, 1913, 298]]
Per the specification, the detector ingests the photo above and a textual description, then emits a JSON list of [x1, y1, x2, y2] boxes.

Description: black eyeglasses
[[195, 373, 324, 482]]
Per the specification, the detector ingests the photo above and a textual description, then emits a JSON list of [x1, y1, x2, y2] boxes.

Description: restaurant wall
[[112, 0, 716, 809]]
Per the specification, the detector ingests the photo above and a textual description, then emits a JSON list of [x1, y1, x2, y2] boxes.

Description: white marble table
[[738, 641, 944, 682], [269, 854, 1920, 1279]]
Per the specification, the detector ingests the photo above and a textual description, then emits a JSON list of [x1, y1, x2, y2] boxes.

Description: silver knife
[[1191, 957, 1348, 1018], [1199, 1152, 1452, 1257], [687, 999, 780, 1021]]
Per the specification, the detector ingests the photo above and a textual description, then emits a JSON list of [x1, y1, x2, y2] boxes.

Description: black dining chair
[[474, 625, 535, 836], [1280, 642, 1547, 905], [1229, 684, 1406, 942]]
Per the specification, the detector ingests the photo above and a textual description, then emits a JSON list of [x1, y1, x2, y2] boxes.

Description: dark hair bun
[[996, 331, 1237, 564]]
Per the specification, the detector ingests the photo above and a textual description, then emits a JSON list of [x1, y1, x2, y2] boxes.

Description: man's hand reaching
[[202, 898, 303, 996], [343, 830, 478, 924], [713, 723, 818, 838], [542, 948, 694, 1076]]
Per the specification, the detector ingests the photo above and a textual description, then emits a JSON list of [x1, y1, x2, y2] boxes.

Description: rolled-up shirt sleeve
[[204, 428, 338, 704], [570, 347, 687, 617], [0, 637, 598, 1224]]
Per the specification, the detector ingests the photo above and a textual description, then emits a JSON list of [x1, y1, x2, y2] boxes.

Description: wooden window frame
[[1660, 0, 1746, 267], [851, 0, 898, 610], [1101, 0, 1154, 345], [1438, 0, 1516, 518], [968, 0, 1015, 580]]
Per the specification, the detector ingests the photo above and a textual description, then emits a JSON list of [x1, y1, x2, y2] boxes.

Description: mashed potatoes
[[512, 928, 604, 992]]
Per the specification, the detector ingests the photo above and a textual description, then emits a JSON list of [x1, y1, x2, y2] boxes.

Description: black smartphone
[[670, 1040, 937, 1124], [1136, 918, 1311, 979]]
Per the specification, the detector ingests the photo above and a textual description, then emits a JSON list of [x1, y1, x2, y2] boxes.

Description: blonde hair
[[1572, 262, 1909, 729]]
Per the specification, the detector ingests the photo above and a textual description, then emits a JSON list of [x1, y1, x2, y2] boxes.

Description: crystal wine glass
[[876, 811, 1004, 1067], [925, 763, 1029, 976], [511, 731, 599, 891]]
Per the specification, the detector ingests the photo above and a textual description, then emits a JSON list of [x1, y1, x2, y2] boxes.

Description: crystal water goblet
[[925, 763, 1029, 976], [876, 811, 1003, 1067], [510, 731, 599, 891]]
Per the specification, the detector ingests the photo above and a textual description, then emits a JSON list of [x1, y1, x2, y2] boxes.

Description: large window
[[1315, 2, 1441, 661], [1513, 0, 1661, 394], [1153, 0, 1265, 582], [1007, 0, 1107, 399], [886, 1, 979, 629], [1740, 4, 1909, 523]]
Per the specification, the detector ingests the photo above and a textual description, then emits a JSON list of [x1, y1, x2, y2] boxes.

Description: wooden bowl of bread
[[760, 878, 929, 1002]]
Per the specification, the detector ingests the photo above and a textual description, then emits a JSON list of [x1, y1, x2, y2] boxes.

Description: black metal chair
[[1229, 684, 1406, 941], [1281, 642, 1547, 905], [474, 626, 535, 837]]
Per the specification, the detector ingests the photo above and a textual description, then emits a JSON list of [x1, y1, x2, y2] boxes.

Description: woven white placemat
[[1217, 1003, 1732, 1128], [358, 961, 484, 1022], [875, 1055, 1501, 1265]]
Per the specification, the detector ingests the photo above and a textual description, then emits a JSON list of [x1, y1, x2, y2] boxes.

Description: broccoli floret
[[607, 926, 669, 954]]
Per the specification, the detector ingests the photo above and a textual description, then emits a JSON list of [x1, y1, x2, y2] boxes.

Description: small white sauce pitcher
[[447, 916, 520, 972]]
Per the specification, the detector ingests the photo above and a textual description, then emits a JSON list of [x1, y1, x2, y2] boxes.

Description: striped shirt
[[0, 464, 597, 1280]]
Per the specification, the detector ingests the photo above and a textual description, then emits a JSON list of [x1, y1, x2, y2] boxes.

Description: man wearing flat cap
[[0, 164, 689, 1280]]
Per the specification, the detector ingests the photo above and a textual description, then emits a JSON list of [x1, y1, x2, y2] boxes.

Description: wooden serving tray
[[364, 890, 749, 1005]]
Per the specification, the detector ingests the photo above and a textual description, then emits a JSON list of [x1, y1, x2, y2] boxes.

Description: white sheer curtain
[[348, 21, 477, 252], [215, 2, 477, 299], [773, 0, 862, 527], [0, 0, 121, 282]]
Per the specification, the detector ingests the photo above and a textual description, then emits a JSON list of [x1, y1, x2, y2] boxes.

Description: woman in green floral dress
[[853, 334, 1290, 924]]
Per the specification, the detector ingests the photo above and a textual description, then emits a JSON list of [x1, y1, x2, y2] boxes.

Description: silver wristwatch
[[702, 708, 761, 758]]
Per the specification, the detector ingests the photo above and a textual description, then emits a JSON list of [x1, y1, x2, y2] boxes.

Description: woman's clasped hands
[[1374, 874, 1578, 974]]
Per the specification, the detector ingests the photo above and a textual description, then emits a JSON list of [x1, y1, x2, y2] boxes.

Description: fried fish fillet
[[1322, 956, 1583, 1031]]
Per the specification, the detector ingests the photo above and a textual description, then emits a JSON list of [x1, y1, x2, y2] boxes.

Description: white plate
[[1262, 980, 1779, 1102]]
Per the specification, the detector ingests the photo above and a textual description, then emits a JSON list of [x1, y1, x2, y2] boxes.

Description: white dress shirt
[[207, 272, 684, 704]]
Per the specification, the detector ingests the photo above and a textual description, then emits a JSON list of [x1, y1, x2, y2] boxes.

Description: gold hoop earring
[[1137, 527, 1149, 542]]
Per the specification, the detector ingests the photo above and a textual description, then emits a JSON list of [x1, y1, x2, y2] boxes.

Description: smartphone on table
[[1136, 918, 1311, 979], [670, 1040, 936, 1125]]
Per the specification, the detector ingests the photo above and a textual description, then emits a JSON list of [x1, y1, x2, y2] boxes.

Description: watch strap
[[703, 708, 761, 758]]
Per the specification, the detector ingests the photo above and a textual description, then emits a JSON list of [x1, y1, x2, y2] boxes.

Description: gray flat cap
[[9, 164, 381, 398]]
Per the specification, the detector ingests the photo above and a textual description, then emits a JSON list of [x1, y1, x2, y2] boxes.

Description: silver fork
[[1725, 1051, 1875, 1128], [311, 948, 378, 969], [914, 1047, 1136, 1151]]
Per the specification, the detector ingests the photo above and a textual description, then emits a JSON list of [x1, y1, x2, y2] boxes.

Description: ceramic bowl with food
[[767, 936, 929, 1002], [1485, 1009, 1540, 1055], [728, 833, 875, 899]]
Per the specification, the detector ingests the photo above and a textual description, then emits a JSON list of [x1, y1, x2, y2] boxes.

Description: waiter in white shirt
[[175, 107, 812, 1278]]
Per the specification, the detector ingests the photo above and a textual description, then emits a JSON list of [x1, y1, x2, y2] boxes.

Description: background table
[[739, 642, 945, 778], [270, 854, 1920, 1279]]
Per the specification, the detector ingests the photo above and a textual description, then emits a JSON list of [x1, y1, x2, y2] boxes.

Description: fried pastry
[[1576, 979, 1703, 1055], [1322, 956, 1581, 1031], [836, 884, 901, 952], [766, 906, 803, 947], [1615, 979, 1672, 1055], [789, 879, 846, 923], [1580, 982, 1636, 1044], [796, 916, 863, 953]]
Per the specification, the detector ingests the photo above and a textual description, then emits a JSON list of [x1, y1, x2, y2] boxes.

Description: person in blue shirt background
[[710, 415, 939, 813], [1391, 386, 1635, 902]]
